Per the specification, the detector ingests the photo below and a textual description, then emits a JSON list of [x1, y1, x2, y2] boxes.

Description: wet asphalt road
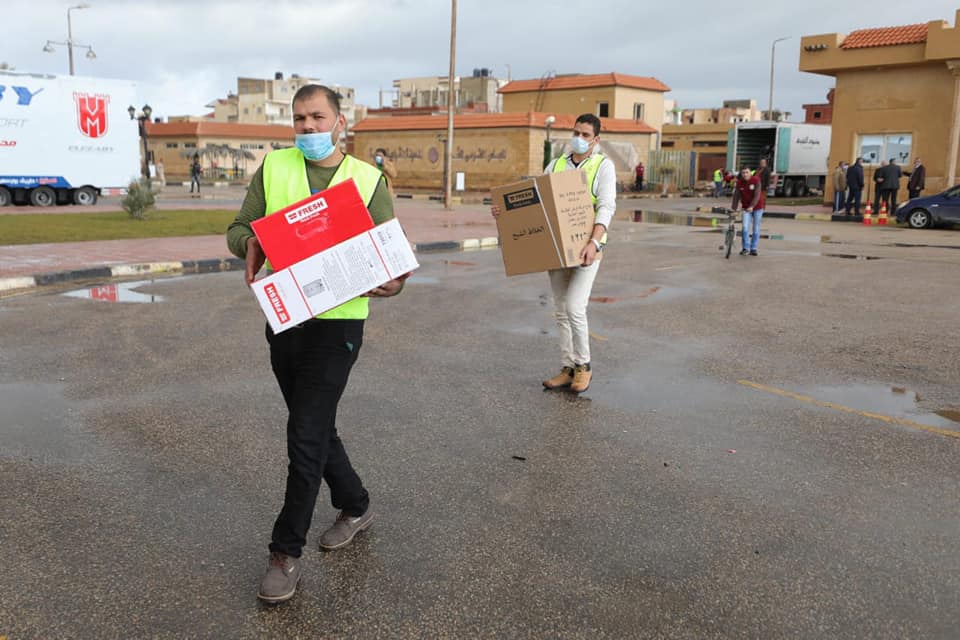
[[1, 219, 959, 639]]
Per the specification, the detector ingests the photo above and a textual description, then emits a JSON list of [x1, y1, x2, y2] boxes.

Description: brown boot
[[543, 366, 574, 389], [570, 363, 592, 393]]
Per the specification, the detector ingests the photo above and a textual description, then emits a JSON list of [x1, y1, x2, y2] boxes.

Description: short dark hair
[[575, 113, 601, 137], [375, 147, 387, 155], [292, 84, 341, 115], [889, 158, 896, 163]]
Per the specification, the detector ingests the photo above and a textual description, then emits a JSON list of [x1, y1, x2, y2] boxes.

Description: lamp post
[[43, 3, 95, 75], [128, 104, 153, 180], [543, 115, 555, 170], [767, 36, 790, 121], [443, 0, 457, 210]]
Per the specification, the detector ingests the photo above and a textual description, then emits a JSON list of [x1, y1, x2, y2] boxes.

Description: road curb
[[0, 239, 502, 294]]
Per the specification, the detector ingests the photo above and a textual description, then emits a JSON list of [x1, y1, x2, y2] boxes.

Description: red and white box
[[250, 219, 419, 334], [251, 179, 375, 271]]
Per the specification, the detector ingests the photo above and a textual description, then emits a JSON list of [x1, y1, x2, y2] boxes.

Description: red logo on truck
[[263, 284, 290, 324], [74, 93, 109, 138]]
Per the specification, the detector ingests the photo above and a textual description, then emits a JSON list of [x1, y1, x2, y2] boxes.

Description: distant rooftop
[[499, 73, 670, 94], [840, 23, 928, 49]]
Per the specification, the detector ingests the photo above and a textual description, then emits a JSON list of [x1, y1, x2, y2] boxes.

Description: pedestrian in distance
[[372, 147, 397, 197], [490, 113, 615, 394], [845, 157, 864, 216], [226, 84, 406, 605], [732, 165, 765, 256], [879, 158, 902, 213], [832, 160, 847, 213], [872, 159, 886, 212], [190, 154, 201, 195], [905, 158, 926, 199], [635, 161, 645, 192], [756, 157, 771, 195], [713, 167, 724, 198]]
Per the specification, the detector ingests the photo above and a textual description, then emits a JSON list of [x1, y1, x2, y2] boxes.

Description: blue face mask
[[570, 136, 591, 155], [295, 129, 337, 161]]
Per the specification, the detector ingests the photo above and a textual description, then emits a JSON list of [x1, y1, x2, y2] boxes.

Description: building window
[[165, 142, 179, 148], [243, 108, 249, 115], [183, 142, 197, 148], [633, 103, 645, 121], [257, 107, 263, 114], [693, 141, 727, 148], [857, 133, 912, 165], [813, 111, 822, 119], [661, 141, 675, 148], [597, 102, 609, 118]]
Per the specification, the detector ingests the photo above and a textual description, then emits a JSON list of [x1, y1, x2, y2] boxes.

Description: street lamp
[[543, 114, 555, 170], [43, 3, 95, 75], [768, 36, 791, 121], [128, 104, 153, 180]]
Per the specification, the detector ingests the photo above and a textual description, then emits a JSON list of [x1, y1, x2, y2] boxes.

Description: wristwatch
[[591, 239, 603, 252]]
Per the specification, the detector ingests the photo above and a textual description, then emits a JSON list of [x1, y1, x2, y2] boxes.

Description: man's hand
[[245, 236, 266, 284], [579, 241, 599, 267], [490, 204, 501, 219], [365, 275, 407, 297]]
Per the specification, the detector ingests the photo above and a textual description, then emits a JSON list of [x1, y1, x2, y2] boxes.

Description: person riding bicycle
[[731, 165, 765, 256]]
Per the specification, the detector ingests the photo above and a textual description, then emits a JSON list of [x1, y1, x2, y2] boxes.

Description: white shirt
[[545, 150, 617, 229]]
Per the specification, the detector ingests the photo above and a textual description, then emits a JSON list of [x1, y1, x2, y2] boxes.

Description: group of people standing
[[833, 157, 926, 216]]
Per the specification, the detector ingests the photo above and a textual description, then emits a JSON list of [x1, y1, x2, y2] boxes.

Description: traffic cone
[[878, 201, 889, 225], [862, 202, 873, 225]]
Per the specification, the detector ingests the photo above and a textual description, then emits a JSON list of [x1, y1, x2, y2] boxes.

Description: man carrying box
[[492, 113, 616, 393], [226, 84, 404, 604]]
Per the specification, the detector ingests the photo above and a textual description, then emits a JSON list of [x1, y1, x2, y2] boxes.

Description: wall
[[502, 87, 618, 118]]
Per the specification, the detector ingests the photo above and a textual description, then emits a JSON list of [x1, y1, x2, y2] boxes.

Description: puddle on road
[[62, 279, 166, 303], [799, 383, 959, 431], [822, 253, 883, 261], [0, 383, 101, 465]]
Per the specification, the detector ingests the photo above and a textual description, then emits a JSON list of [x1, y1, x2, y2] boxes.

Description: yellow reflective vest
[[552, 153, 609, 245], [263, 148, 383, 320]]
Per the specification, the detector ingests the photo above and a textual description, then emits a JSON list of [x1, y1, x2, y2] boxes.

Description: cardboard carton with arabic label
[[491, 170, 594, 276]]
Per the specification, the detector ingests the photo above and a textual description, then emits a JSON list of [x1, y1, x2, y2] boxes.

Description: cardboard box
[[251, 179, 374, 271], [250, 218, 419, 334], [490, 170, 595, 276]]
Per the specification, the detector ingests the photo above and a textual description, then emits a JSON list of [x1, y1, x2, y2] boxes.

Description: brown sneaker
[[543, 366, 575, 389], [319, 510, 375, 551], [257, 552, 301, 604], [570, 363, 592, 393]]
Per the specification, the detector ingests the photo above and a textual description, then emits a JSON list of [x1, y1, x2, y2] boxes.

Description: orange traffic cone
[[878, 202, 889, 225], [862, 202, 873, 225]]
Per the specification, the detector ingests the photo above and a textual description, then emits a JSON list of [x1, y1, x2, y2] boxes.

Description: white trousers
[[547, 260, 600, 367]]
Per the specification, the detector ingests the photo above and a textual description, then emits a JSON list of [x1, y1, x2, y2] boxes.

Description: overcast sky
[[5, 0, 958, 123]]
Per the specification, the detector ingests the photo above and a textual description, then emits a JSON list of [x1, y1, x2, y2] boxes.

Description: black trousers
[[266, 319, 369, 557], [877, 188, 897, 213], [845, 188, 862, 215]]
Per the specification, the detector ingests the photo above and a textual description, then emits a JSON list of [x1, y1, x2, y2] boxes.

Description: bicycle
[[718, 208, 739, 259]]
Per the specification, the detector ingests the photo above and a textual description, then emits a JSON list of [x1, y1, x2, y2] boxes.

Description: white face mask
[[570, 136, 591, 155]]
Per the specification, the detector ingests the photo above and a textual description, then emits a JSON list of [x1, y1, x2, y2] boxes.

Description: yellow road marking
[[589, 331, 608, 342], [737, 380, 960, 440]]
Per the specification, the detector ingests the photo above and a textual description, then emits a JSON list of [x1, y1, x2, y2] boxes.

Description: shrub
[[121, 178, 156, 220]]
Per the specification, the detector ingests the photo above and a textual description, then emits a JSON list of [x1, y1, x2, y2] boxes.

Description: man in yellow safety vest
[[227, 84, 405, 604]]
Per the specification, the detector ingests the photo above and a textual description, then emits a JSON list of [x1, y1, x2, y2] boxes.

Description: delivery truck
[[0, 70, 140, 206], [726, 122, 831, 197]]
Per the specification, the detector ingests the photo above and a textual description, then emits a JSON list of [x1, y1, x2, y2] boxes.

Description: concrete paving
[[1, 218, 958, 638]]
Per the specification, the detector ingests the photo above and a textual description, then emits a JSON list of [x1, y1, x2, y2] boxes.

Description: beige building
[[144, 121, 293, 183], [206, 72, 359, 128], [680, 99, 761, 125], [661, 123, 731, 181], [800, 10, 960, 202], [498, 73, 670, 137], [388, 70, 505, 112], [352, 112, 655, 191]]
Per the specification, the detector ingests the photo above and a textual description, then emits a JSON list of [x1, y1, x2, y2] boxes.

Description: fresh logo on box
[[285, 197, 328, 224], [264, 283, 290, 323], [503, 188, 539, 211]]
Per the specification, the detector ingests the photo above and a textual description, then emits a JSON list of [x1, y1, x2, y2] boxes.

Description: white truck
[[726, 122, 831, 197], [0, 71, 140, 206]]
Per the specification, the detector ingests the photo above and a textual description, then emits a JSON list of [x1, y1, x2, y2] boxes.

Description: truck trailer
[[0, 71, 140, 206], [726, 122, 831, 197]]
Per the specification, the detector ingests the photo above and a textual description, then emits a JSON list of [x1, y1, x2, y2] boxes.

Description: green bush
[[121, 178, 156, 220]]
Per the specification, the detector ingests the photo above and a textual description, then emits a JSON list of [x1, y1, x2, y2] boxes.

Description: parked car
[[896, 185, 960, 228]]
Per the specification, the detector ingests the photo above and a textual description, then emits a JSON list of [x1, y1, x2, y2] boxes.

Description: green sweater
[[227, 157, 394, 259]]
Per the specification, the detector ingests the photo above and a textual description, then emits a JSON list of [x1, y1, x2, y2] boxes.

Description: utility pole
[[444, 0, 457, 210], [768, 37, 790, 121]]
